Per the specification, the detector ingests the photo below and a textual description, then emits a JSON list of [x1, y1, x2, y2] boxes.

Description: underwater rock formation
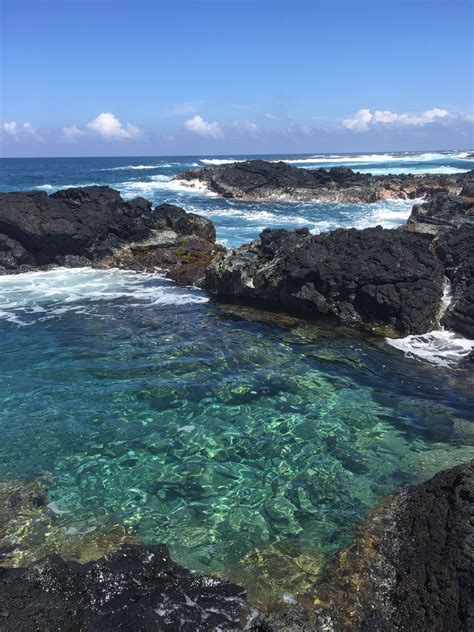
[[2, 462, 472, 631], [0, 544, 252, 631], [175, 160, 471, 202], [0, 187, 219, 284]]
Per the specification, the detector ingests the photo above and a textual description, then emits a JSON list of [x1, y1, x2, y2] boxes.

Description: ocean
[[1, 150, 473, 605]]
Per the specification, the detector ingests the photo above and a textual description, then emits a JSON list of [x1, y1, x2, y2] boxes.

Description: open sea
[[1, 150, 473, 606]]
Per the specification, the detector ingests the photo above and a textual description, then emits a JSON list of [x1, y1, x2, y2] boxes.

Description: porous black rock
[[205, 225, 444, 335], [405, 191, 474, 235], [310, 459, 474, 632], [154, 203, 216, 243], [0, 544, 251, 631], [435, 224, 474, 338], [176, 160, 471, 203], [0, 187, 217, 283]]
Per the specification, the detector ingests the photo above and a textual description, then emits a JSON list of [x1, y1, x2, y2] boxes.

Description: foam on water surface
[[0, 268, 207, 325], [387, 330, 474, 367]]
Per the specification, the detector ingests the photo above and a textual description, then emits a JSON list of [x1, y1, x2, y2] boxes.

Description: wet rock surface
[[176, 160, 471, 202], [308, 459, 474, 632], [2, 463, 473, 631], [0, 544, 252, 631], [405, 191, 474, 235], [205, 226, 444, 335], [0, 187, 218, 284]]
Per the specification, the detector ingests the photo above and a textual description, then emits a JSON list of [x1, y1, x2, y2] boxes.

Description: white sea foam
[[117, 177, 218, 198], [105, 165, 161, 171], [102, 162, 199, 171], [0, 268, 208, 326], [35, 183, 100, 193], [200, 158, 246, 166], [274, 151, 471, 165], [387, 330, 474, 368], [356, 166, 469, 176]]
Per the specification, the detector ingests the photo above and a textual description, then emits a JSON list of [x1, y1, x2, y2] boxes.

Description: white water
[[387, 331, 474, 368], [0, 268, 208, 326], [386, 281, 474, 367]]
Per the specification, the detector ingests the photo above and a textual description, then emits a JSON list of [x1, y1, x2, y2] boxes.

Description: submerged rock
[[0, 478, 137, 568], [205, 226, 444, 335], [0, 544, 252, 631], [0, 187, 218, 284], [256, 460, 474, 632], [175, 160, 470, 202]]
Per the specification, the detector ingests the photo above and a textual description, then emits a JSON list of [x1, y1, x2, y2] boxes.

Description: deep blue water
[[0, 151, 473, 605]]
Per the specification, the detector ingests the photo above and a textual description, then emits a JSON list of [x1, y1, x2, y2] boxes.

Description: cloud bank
[[343, 107, 450, 131]]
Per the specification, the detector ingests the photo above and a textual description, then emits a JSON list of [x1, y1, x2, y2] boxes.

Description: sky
[[1, 0, 473, 157]]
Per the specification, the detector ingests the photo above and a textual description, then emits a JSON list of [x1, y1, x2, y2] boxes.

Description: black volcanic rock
[[205, 226, 444, 335], [434, 225, 474, 338], [405, 191, 474, 235], [0, 544, 251, 631], [0, 187, 218, 283], [308, 460, 474, 632], [154, 203, 216, 243], [175, 160, 471, 203], [0, 234, 35, 271]]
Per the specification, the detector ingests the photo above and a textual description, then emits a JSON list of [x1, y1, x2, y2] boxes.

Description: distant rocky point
[[174, 159, 472, 202]]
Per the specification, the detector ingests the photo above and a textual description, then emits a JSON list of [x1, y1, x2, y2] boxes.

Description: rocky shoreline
[[1, 460, 472, 631], [0, 168, 473, 629], [205, 180, 474, 340], [0, 187, 221, 285], [174, 159, 472, 203]]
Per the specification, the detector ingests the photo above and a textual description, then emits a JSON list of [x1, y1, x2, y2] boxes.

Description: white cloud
[[3, 121, 18, 135], [184, 115, 223, 139], [343, 107, 450, 131], [373, 110, 400, 123], [342, 109, 373, 131], [3, 121, 43, 141], [232, 119, 258, 135], [87, 112, 142, 140], [61, 125, 86, 142]]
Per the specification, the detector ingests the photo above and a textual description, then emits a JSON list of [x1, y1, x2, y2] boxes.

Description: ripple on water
[[0, 271, 473, 606]]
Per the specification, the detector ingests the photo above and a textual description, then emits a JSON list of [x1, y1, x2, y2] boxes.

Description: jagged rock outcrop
[[205, 226, 444, 335], [317, 459, 474, 632], [403, 186, 474, 338], [175, 160, 471, 202], [256, 460, 474, 632], [0, 544, 252, 631], [0, 187, 218, 285], [405, 191, 474, 235]]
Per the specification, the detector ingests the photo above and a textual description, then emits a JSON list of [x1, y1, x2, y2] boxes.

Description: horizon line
[[0, 147, 472, 160]]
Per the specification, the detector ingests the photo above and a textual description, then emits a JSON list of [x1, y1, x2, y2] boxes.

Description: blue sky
[[1, 0, 473, 157]]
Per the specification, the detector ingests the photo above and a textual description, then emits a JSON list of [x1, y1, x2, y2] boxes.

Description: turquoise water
[[0, 152, 473, 603]]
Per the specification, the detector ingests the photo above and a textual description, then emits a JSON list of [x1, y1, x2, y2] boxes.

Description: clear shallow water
[[0, 152, 473, 605]]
